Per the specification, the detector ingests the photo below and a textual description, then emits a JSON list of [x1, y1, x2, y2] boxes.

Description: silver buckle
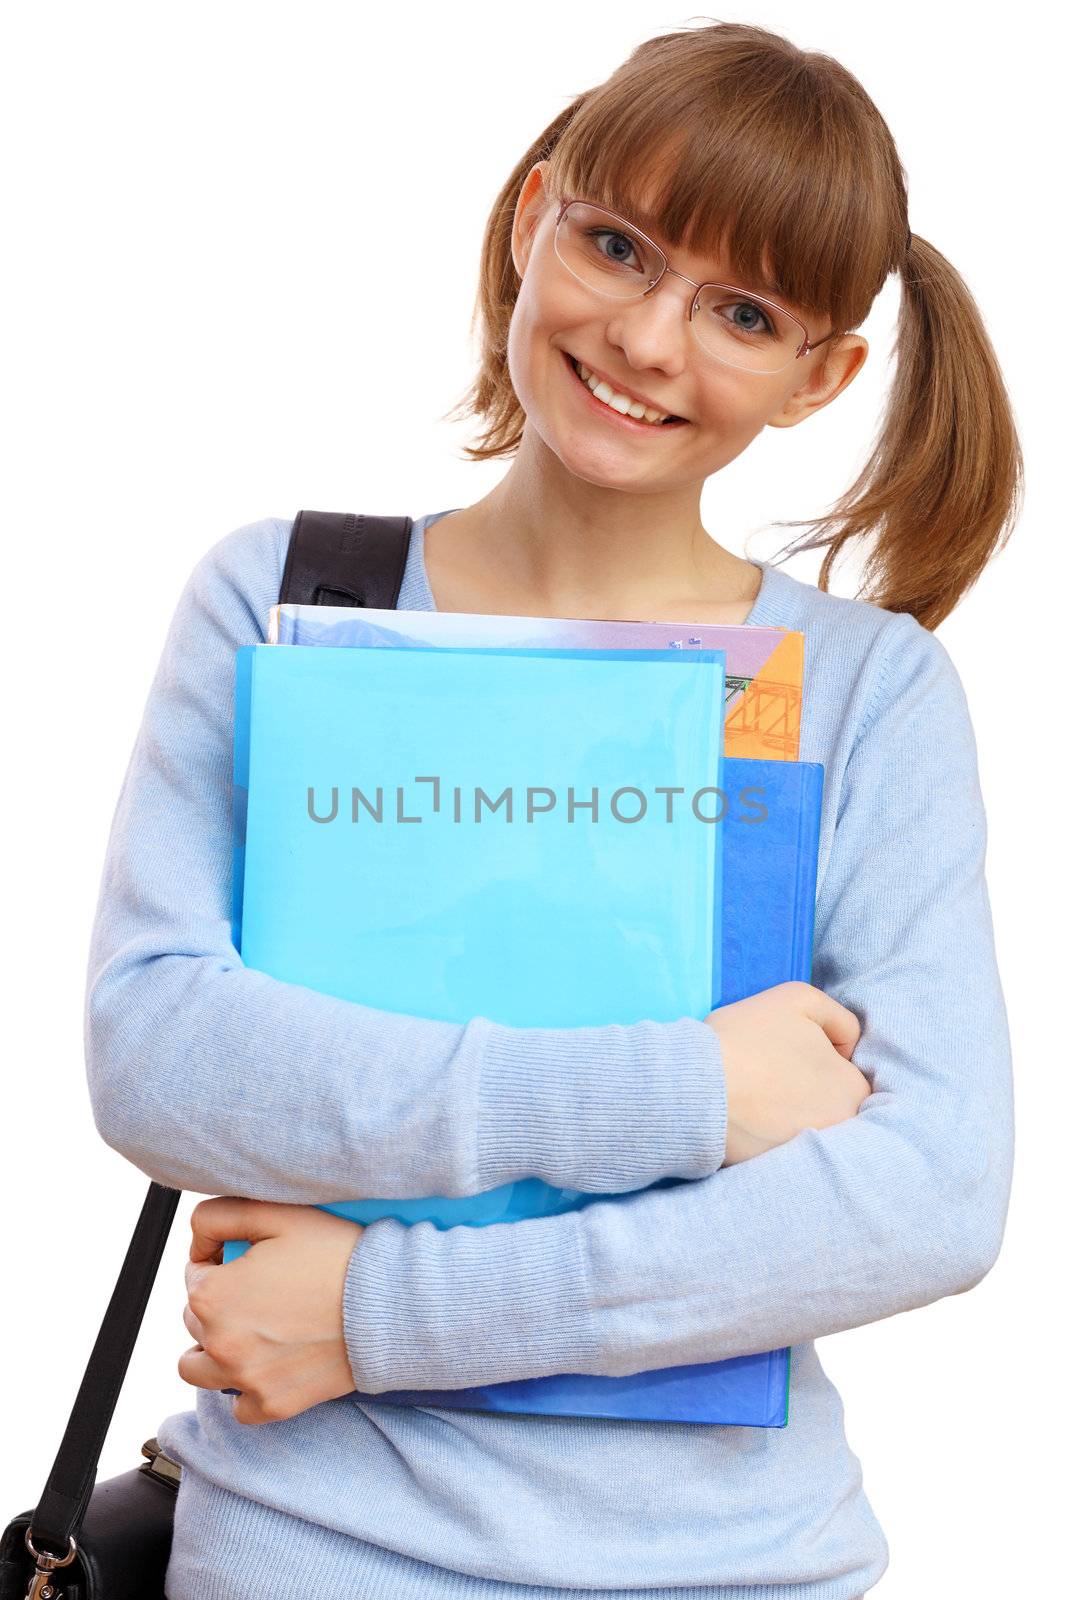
[[22, 1527, 77, 1600]]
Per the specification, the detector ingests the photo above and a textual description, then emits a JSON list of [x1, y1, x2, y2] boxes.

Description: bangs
[[545, 43, 899, 331]]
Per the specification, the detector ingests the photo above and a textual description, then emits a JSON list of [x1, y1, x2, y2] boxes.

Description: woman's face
[[506, 160, 867, 495]]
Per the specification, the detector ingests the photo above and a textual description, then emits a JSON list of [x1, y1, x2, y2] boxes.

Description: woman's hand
[[178, 1197, 365, 1425], [705, 981, 870, 1166]]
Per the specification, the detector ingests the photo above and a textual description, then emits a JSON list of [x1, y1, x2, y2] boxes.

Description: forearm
[[86, 941, 726, 1200], [344, 990, 1012, 1396]]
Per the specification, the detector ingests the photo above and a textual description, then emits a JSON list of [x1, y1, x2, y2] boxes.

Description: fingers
[[188, 1196, 292, 1262], [788, 982, 862, 1058], [177, 1342, 288, 1426], [177, 1344, 231, 1391], [189, 1237, 224, 1266], [231, 1390, 288, 1426], [183, 1302, 206, 1344], [185, 1254, 222, 1300]]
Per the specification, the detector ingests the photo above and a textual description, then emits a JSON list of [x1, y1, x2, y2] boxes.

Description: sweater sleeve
[[83, 517, 728, 1201], [342, 610, 1015, 1393]]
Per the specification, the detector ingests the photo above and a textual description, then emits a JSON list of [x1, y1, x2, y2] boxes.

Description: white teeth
[[575, 359, 672, 423]]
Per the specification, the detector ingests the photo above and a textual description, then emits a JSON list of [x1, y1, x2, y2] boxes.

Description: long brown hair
[[441, 20, 1023, 630]]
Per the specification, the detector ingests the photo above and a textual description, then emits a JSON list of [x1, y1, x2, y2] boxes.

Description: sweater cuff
[[474, 1014, 728, 1193], [343, 1208, 599, 1394]]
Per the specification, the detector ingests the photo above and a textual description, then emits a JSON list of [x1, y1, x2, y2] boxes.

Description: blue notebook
[[352, 756, 824, 1427], [232, 641, 726, 1029], [228, 643, 818, 1424]]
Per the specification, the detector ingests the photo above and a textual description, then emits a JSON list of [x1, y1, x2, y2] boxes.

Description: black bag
[[0, 1184, 182, 1599], [1, 511, 412, 1598]]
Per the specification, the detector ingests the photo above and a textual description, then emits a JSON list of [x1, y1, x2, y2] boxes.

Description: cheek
[[504, 307, 536, 418], [504, 291, 559, 421], [691, 372, 791, 433], [506, 289, 532, 364], [506, 270, 592, 413]]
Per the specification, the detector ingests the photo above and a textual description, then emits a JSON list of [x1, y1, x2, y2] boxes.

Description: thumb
[[188, 1196, 295, 1263]]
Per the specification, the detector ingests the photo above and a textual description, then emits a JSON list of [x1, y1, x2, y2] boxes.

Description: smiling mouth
[[564, 351, 688, 427]]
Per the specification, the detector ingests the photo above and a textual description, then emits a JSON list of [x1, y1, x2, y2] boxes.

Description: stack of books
[[227, 601, 822, 1428]]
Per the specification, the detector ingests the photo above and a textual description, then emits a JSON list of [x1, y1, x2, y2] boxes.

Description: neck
[[430, 440, 760, 622]]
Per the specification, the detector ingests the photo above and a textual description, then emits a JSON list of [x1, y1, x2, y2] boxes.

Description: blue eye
[[716, 298, 777, 338], [588, 227, 644, 270]]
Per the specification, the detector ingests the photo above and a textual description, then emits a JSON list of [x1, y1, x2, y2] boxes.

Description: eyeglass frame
[[552, 196, 845, 373]]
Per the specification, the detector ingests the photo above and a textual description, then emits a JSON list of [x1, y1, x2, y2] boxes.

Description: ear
[[512, 159, 553, 281], [766, 334, 869, 428]]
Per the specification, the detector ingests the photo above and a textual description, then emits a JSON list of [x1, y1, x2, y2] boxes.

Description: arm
[[341, 612, 1015, 1393], [84, 517, 727, 1200]]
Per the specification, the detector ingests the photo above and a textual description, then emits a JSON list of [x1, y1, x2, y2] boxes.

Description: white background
[[0, 2, 1056, 1593]]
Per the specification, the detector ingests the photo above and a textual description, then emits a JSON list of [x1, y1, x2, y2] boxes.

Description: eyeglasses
[[553, 197, 842, 376]]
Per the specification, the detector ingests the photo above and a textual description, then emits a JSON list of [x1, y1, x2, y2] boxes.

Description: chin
[[546, 427, 674, 486]]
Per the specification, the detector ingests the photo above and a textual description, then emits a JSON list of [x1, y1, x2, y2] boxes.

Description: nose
[[603, 270, 694, 373]]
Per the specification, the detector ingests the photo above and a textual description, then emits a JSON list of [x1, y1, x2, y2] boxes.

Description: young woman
[[84, 21, 1019, 1600]]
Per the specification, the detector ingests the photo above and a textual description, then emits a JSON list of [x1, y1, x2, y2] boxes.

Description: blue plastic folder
[[233, 641, 726, 1023], [717, 757, 824, 1009], [227, 642, 816, 1425]]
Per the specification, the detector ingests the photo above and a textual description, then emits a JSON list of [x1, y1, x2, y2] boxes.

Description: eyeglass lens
[[554, 202, 805, 374]]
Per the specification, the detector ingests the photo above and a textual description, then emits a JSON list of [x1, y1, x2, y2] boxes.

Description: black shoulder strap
[[27, 1182, 181, 1557], [280, 511, 412, 609]]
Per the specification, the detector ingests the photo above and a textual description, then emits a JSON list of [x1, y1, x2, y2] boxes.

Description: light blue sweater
[[84, 509, 1014, 1600]]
